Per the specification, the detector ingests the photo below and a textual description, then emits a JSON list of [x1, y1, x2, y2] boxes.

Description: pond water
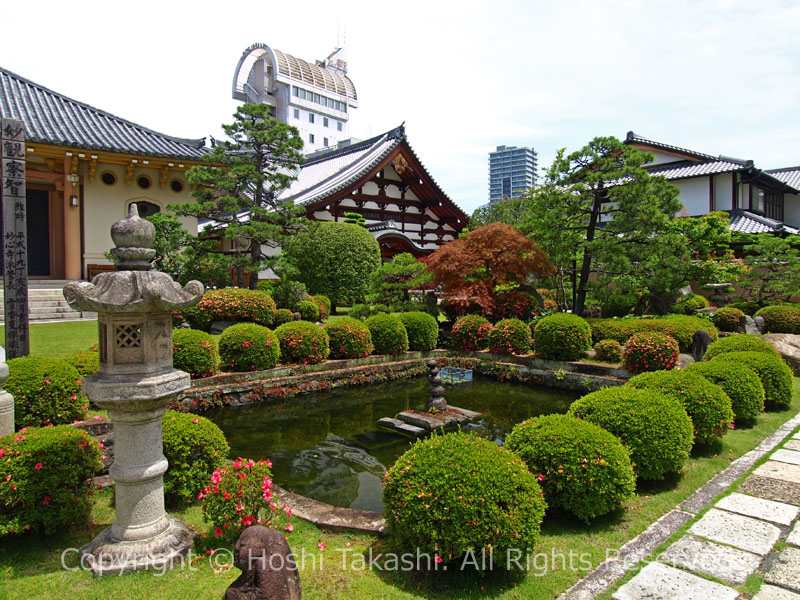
[[207, 377, 577, 513]]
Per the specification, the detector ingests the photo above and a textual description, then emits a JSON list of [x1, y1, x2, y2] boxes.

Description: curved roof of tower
[[233, 43, 357, 101]]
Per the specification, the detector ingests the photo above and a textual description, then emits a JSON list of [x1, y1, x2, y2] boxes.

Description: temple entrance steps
[[0, 280, 97, 323]]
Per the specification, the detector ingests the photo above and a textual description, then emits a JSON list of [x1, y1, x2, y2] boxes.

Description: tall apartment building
[[488, 145, 537, 202], [232, 43, 358, 152]]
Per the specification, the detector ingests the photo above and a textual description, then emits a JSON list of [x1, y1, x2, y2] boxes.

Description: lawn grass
[[0, 321, 98, 358]]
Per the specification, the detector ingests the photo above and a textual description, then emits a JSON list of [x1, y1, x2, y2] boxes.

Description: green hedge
[[63, 349, 99, 378], [275, 321, 330, 364], [296, 300, 320, 323], [271, 280, 308, 311], [505, 414, 635, 522], [567, 386, 693, 481], [628, 370, 733, 446], [312, 295, 332, 320], [594, 339, 623, 363], [0, 425, 102, 535], [488, 318, 532, 355], [218, 323, 280, 372], [703, 334, 781, 361], [623, 332, 679, 373], [684, 361, 765, 424], [728, 301, 760, 316], [590, 316, 718, 353], [324, 317, 373, 359], [6, 357, 84, 429], [710, 351, 793, 410], [713, 307, 744, 332], [671, 293, 710, 315], [383, 432, 546, 564], [534, 313, 592, 360], [182, 288, 276, 331], [172, 329, 218, 379], [398, 311, 438, 351], [753, 305, 800, 334], [273, 308, 295, 327], [601, 293, 639, 318], [162, 411, 229, 507], [366, 314, 409, 355], [451, 315, 492, 352]]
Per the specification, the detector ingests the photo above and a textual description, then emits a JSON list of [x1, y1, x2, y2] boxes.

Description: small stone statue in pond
[[426, 359, 447, 412], [225, 526, 302, 600]]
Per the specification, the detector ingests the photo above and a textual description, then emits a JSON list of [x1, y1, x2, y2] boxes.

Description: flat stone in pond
[[688, 509, 781, 555], [612, 562, 739, 600], [785, 440, 800, 451], [753, 584, 800, 600], [448, 406, 481, 420], [772, 449, 800, 466], [764, 547, 800, 593], [659, 535, 762, 585], [395, 406, 481, 431], [787, 521, 800, 547], [740, 475, 800, 507], [715, 492, 800, 526], [395, 411, 446, 431], [754, 461, 800, 485], [376, 417, 425, 437]]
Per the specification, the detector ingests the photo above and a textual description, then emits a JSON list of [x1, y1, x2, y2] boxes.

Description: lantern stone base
[[79, 516, 195, 576]]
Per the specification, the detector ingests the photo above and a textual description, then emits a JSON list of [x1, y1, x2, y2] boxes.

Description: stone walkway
[[613, 428, 800, 600]]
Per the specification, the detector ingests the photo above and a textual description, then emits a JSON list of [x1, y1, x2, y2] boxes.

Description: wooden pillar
[[63, 157, 81, 280]]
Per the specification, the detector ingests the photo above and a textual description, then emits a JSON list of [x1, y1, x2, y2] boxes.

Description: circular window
[[170, 179, 184, 193], [101, 171, 116, 186], [130, 201, 161, 218], [136, 175, 151, 189]]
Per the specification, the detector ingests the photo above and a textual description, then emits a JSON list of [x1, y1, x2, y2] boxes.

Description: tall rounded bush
[[685, 361, 765, 424], [366, 314, 409, 355], [623, 332, 679, 373], [399, 311, 439, 351], [703, 334, 781, 361], [324, 317, 373, 359], [162, 411, 229, 507], [451, 315, 492, 352], [567, 386, 693, 480], [711, 351, 793, 410], [183, 288, 275, 331], [628, 370, 733, 446], [172, 329, 218, 379], [713, 307, 744, 332], [275, 321, 330, 364], [488, 318, 532, 355], [6, 357, 84, 428], [505, 414, 635, 522], [754, 305, 800, 334], [0, 425, 102, 535], [218, 323, 280, 372], [534, 313, 592, 360], [383, 432, 546, 563], [296, 300, 320, 323]]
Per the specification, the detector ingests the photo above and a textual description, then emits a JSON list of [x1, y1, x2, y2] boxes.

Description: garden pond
[[207, 377, 577, 512]]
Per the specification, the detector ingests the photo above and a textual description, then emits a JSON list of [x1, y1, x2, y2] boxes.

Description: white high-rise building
[[232, 43, 358, 152]]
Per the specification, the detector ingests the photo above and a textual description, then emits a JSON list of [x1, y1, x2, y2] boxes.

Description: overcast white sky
[[2, 0, 798, 215]]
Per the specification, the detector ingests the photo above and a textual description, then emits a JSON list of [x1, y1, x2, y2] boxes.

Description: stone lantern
[[63, 204, 204, 575]]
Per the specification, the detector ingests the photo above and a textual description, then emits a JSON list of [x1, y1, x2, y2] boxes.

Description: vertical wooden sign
[[1, 118, 29, 358]]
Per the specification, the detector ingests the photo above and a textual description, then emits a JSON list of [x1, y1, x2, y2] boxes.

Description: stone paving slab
[[740, 475, 800, 506], [689, 509, 781, 555], [754, 584, 800, 600], [764, 547, 800, 593], [715, 492, 800, 526], [785, 440, 800, 451], [773, 449, 800, 465], [755, 461, 800, 485], [793, 431, 800, 440], [612, 562, 739, 600], [659, 534, 762, 584], [787, 520, 800, 547]]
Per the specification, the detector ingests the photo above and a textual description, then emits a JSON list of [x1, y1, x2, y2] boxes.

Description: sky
[[1, 0, 799, 216]]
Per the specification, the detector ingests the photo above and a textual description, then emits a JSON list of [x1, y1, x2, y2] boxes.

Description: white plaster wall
[[673, 177, 710, 216], [642, 150, 685, 166], [784, 193, 800, 228], [713, 173, 734, 211]]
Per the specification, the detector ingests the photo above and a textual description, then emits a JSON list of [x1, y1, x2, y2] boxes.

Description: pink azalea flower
[[42, 495, 51, 505], [318, 542, 326, 550], [284, 524, 293, 532], [193, 418, 199, 424], [0, 448, 4, 458], [213, 527, 223, 537], [435, 556, 443, 564], [14, 435, 24, 442], [34, 462, 43, 471]]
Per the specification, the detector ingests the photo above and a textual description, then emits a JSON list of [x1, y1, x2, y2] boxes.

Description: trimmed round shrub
[[296, 300, 320, 323], [273, 308, 295, 327], [488, 318, 532, 355], [183, 288, 276, 331], [162, 411, 229, 507], [312, 295, 332, 320], [590, 316, 717, 353], [711, 351, 793, 410], [729, 301, 760, 316], [685, 361, 765, 424], [451, 315, 492, 352], [534, 313, 592, 360], [275, 321, 330, 364], [218, 323, 280, 372], [63, 349, 99, 378], [703, 334, 781, 361], [594, 339, 623, 363], [365, 314, 409, 355], [671, 293, 710, 315], [753, 305, 800, 334], [713, 307, 745, 332], [505, 414, 635, 522], [623, 332, 679, 373], [6, 357, 84, 428], [324, 317, 373, 359], [601, 293, 639, 318], [172, 329, 218, 379], [383, 432, 546, 563], [628, 370, 734, 446], [494, 289, 538, 321], [0, 425, 103, 535], [568, 386, 693, 480], [271, 280, 308, 311], [398, 311, 439, 351]]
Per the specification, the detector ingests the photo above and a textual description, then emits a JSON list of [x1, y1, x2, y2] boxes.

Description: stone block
[[764, 547, 800, 593], [772, 449, 800, 466], [448, 406, 481, 420], [755, 461, 800, 485], [787, 521, 800, 547], [715, 492, 799, 526], [740, 475, 800, 507], [659, 535, 762, 584], [395, 411, 444, 431], [753, 584, 800, 600], [688, 509, 781, 555], [785, 440, 800, 452], [612, 561, 739, 600], [376, 417, 425, 437]]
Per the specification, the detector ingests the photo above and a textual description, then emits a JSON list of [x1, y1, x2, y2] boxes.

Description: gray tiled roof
[[729, 209, 799, 235], [765, 167, 800, 191], [0, 66, 206, 160], [625, 131, 717, 160], [646, 159, 750, 180]]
